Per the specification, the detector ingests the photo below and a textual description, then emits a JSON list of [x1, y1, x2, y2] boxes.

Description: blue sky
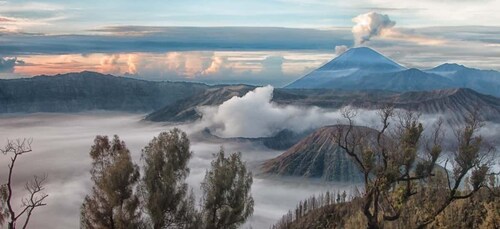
[[1, 0, 500, 86], [2, 0, 500, 33]]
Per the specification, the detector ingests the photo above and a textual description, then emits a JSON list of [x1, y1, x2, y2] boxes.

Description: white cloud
[[352, 12, 395, 45], [198, 86, 382, 138], [351, 12, 447, 46]]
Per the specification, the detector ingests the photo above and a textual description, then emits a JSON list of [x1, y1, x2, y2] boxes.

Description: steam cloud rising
[[199, 86, 382, 138], [352, 12, 396, 45]]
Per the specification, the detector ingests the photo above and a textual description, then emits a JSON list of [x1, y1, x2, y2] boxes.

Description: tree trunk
[[367, 220, 380, 229]]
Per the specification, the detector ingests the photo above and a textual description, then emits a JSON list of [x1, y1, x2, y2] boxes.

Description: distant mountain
[[260, 125, 369, 182], [286, 47, 500, 98], [318, 47, 405, 71], [0, 71, 208, 113], [426, 63, 468, 74], [286, 47, 406, 89], [392, 88, 500, 123], [147, 86, 500, 124], [145, 85, 256, 122], [426, 64, 500, 97]]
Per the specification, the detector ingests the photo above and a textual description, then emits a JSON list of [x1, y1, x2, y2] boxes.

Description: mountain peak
[[318, 47, 406, 71], [285, 47, 406, 88], [429, 63, 467, 72]]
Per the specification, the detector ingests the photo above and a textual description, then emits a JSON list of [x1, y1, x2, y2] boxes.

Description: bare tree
[[414, 112, 496, 228], [335, 107, 496, 229], [0, 139, 48, 229]]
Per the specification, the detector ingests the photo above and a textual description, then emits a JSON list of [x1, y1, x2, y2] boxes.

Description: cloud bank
[[0, 113, 356, 229]]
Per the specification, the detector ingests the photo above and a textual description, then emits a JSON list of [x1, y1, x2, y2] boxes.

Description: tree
[[80, 135, 141, 229], [335, 107, 496, 229], [201, 148, 254, 229], [0, 139, 48, 229], [140, 128, 198, 229]]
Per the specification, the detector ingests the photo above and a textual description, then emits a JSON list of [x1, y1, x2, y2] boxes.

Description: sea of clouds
[[0, 86, 498, 228]]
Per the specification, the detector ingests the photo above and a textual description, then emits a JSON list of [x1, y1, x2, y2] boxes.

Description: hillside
[[260, 125, 373, 182], [145, 85, 256, 122], [0, 71, 208, 113]]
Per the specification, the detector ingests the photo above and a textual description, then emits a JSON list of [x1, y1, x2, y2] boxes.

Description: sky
[[1, 0, 500, 86]]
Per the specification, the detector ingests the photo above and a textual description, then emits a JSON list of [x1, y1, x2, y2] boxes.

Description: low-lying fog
[[0, 113, 355, 229], [1, 87, 499, 229]]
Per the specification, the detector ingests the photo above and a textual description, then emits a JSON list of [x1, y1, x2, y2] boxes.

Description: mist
[[0, 113, 356, 229], [0, 88, 498, 228], [197, 86, 500, 141]]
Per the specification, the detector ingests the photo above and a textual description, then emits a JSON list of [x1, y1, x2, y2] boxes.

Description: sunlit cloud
[[11, 51, 332, 86]]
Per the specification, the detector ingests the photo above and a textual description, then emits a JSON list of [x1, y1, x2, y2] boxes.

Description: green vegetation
[[80, 129, 254, 229], [80, 135, 141, 229], [201, 149, 254, 229], [140, 129, 198, 229]]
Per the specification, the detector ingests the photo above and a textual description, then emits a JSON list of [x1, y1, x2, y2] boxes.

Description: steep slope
[[0, 71, 208, 113], [260, 125, 372, 182], [145, 85, 256, 122], [286, 47, 406, 89]]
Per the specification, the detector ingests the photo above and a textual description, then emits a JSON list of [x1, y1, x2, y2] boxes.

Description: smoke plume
[[352, 12, 396, 45]]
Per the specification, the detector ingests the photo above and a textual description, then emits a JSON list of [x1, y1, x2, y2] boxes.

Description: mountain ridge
[[285, 47, 500, 97], [146, 86, 500, 124], [0, 71, 208, 113]]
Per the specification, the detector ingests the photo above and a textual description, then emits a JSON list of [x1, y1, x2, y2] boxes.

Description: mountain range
[[1, 47, 499, 126], [146, 86, 500, 124], [286, 47, 500, 98]]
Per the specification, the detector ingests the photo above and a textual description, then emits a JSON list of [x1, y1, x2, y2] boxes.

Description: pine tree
[[81, 135, 141, 229], [140, 129, 198, 229], [201, 148, 254, 229]]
